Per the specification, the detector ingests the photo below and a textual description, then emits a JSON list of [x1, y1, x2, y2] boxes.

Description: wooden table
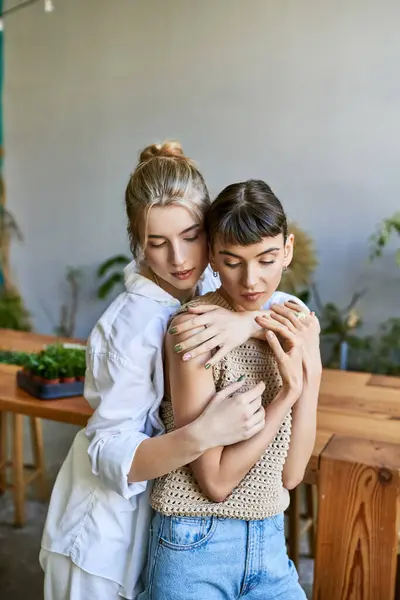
[[0, 329, 92, 527], [1, 329, 400, 599], [308, 369, 400, 600]]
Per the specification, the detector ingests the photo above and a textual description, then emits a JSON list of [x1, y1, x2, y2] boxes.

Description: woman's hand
[[196, 379, 266, 448], [168, 305, 258, 367], [256, 319, 304, 400], [256, 302, 322, 380]]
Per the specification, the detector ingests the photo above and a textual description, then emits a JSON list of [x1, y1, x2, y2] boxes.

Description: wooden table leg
[[288, 486, 301, 568], [12, 413, 25, 527], [305, 484, 317, 557], [313, 435, 400, 600], [0, 411, 7, 494], [29, 417, 48, 500]]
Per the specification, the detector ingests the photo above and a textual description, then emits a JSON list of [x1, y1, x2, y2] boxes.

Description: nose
[[169, 241, 186, 267], [242, 264, 259, 289]]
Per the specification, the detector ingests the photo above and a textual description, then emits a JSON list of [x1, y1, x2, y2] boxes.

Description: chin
[[233, 293, 269, 311], [168, 273, 199, 291]]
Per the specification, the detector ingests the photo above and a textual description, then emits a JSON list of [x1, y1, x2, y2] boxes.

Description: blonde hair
[[125, 141, 210, 260]]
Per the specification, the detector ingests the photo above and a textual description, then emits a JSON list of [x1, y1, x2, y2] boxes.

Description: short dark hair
[[205, 179, 288, 248]]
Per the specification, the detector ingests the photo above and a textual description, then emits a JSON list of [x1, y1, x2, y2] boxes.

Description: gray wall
[[4, 0, 400, 338]]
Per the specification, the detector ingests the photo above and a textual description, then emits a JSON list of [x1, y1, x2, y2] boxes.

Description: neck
[[140, 265, 196, 304]]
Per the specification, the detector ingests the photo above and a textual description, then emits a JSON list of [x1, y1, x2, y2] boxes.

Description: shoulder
[[265, 291, 309, 312], [170, 292, 221, 327], [198, 266, 221, 294], [88, 291, 174, 368]]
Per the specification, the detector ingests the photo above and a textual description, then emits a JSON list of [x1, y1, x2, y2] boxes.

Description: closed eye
[[184, 234, 200, 243], [149, 241, 166, 248]]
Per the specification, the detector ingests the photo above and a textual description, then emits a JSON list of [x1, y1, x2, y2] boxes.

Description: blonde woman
[[40, 144, 304, 600]]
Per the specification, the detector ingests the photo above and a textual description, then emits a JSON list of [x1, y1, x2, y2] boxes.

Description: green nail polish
[[169, 327, 177, 334], [237, 375, 246, 382], [174, 344, 182, 353], [205, 363, 211, 370]]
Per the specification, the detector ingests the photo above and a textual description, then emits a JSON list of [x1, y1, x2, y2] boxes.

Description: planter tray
[[16, 371, 84, 400]]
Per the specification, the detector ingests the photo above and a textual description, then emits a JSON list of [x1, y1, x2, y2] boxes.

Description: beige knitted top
[[150, 291, 291, 520]]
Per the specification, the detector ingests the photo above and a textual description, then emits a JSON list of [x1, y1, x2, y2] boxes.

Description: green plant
[[0, 350, 29, 365], [97, 254, 130, 299], [39, 355, 59, 381], [352, 318, 400, 376], [0, 202, 31, 331], [22, 354, 41, 376], [312, 284, 367, 368], [279, 223, 318, 298], [0, 291, 31, 331], [369, 212, 400, 266]]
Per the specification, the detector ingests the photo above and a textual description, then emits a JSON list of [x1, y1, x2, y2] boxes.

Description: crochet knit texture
[[150, 291, 291, 520]]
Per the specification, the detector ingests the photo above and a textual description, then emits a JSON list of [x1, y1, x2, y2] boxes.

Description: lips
[[241, 292, 265, 302], [171, 268, 195, 281]]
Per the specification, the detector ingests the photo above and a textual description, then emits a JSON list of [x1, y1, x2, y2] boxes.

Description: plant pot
[[77, 375, 85, 382], [43, 378, 60, 385], [33, 374, 42, 383], [61, 376, 76, 384]]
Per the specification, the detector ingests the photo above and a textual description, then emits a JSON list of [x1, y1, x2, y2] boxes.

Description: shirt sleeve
[[84, 350, 157, 500]]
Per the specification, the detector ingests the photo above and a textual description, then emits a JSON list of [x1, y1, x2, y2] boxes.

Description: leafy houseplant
[[312, 285, 367, 369], [38, 355, 60, 384], [18, 345, 86, 385], [97, 254, 130, 299], [279, 223, 318, 304], [369, 212, 400, 266], [0, 204, 32, 331]]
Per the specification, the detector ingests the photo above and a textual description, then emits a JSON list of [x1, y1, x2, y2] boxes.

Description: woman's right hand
[[196, 380, 266, 448]]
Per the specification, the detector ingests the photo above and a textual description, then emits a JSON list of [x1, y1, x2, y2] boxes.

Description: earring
[[283, 265, 287, 272], [213, 271, 218, 278]]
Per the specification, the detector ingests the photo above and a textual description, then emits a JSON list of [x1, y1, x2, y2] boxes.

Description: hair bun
[[139, 140, 186, 164]]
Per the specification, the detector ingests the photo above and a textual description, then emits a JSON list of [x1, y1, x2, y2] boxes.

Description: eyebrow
[[148, 224, 200, 239], [219, 247, 280, 258]]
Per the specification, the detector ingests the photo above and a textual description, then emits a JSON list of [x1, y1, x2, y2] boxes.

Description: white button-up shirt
[[41, 261, 305, 599]]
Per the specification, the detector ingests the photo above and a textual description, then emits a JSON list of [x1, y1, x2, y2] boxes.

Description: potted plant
[[21, 354, 42, 381], [39, 355, 60, 385], [97, 254, 130, 299], [73, 350, 86, 382], [59, 355, 76, 384]]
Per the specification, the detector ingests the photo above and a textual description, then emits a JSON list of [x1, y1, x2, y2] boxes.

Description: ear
[[208, 245, 217, 272], [283, 233, 294, 269]]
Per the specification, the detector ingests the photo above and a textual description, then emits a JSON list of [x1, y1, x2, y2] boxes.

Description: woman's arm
[[256, 302, 322, 489], [166, 313, 304, 502], [85, 349, 266, 497], [282, 372, 320, 489], [130, 379, 266, 482], [169, 300, 309, 367]]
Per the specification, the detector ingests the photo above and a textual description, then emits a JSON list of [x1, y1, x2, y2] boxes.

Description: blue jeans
[[139, 511, 306, 600]]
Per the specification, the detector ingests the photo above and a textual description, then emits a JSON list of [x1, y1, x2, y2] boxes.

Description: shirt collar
[[124, 261, 181, 307]]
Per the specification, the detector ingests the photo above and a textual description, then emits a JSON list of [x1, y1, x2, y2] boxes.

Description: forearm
[[129, 420, 205, 482], [282, 373, 321, 489], [196, 385, 299, 501]]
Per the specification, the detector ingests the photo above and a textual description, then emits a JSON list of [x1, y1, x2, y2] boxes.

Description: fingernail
[[205, 363, 211, 370], [174, 344, 182, 353], [267, 331, 274, 339], [182, 353, 191, 361], [237, 375, 246, 382], [169, 327, 177, 334]]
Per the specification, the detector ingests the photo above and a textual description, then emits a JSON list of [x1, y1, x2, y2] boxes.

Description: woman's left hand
[[168, 305, 257, 366], [255, 302, 322, 379]]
